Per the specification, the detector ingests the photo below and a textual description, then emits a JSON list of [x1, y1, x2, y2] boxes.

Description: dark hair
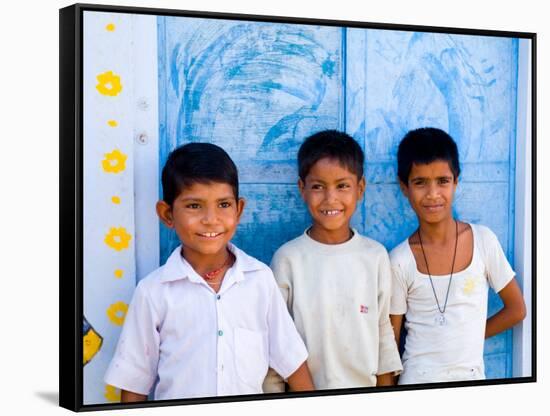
[[298, 130, 364, 181], [161, 142, 239, 205], [397, 127, 460, 184]]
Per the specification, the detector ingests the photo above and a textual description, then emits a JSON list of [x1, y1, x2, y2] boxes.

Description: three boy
[[105, 128, 526, 400]]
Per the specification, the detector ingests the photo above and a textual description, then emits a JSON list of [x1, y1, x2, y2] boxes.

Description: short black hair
[[298, 130, 364, 181], [397, 127, 460, 184], [161, 142, 239, 206]]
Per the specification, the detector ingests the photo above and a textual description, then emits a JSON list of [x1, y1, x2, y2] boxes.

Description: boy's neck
[[181, 246, 233, 276], [417, 217, 457, 245], [308, 225, 353, 245]]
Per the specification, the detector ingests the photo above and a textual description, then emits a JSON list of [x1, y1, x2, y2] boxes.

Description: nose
[[201, 206, 218, 224], [427, 182, 439, 199], [324, 187, 337, 203]]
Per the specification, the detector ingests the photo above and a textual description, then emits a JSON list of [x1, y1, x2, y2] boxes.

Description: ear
[[156, 200, 174, 228], [298, 178, 306, 199], [236, 197, 246, 222], [357, 176, 366, 200], [399, 180, 409, 197]]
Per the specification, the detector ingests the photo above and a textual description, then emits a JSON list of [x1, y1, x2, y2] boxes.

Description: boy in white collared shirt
[[104, 143, 314, 401]]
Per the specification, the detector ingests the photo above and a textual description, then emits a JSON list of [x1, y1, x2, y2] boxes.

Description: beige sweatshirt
[[263, 229, 402, 391]]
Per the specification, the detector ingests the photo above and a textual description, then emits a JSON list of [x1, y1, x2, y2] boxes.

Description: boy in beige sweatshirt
[[263, 130, 402, 392]]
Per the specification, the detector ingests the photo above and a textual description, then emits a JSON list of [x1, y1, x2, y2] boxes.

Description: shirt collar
[[159, 242, 264, 284]]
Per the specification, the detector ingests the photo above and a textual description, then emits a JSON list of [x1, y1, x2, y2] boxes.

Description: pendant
[[435, 314, 447, 326]]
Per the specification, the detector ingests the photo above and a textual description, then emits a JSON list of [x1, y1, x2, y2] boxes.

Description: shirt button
[[218, 330, 223, 336], [217, 294, 221, 300]]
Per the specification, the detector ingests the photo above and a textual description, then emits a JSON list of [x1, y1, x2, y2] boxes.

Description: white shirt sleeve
[[478, 225, 515, 293], [104, 281, 161, 395], [390, 253, 409, 315], [265, 269, 308, 380], [377, 250, 403, 375]]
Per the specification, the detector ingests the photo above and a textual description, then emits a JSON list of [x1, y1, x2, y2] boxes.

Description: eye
[[412, 180, 425, 187], [186, 203, 200, 209], [311, 184, 323, 190], [219, 201, 232, 208], [439, 177, 451, 185], [337, 183, 351, 189]]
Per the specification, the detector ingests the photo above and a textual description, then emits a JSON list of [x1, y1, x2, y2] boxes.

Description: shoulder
[[231, 244, 274, 278], [389, 238, 415, 271], [355, 233, 388, 257], [272, 234, 309, 261], [134, 264, 166, 300], [470, 223, 502, 249]]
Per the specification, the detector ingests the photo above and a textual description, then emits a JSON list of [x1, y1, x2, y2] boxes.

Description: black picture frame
[[60, 2, 536, 412]]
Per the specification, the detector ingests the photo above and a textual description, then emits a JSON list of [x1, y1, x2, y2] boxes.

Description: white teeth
[[322, 210, 341, 216], [200, 232, 220, 237]]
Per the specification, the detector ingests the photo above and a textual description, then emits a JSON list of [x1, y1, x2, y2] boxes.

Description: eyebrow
[[179, 196, 235, 202], [307, 176, 355, 183], [410, 175, 453, 181]]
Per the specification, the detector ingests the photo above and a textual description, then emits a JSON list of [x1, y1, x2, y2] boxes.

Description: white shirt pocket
[[234, 327, 268, 392]]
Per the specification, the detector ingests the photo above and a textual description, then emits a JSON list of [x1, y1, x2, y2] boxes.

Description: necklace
[[417, 220, 458, 326], [203, 251, 233, 280]]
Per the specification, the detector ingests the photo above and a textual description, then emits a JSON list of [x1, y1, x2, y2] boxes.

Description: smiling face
[[299, 157, 365, 244], [400, 159, 458, 226], [156, 181, 245, 266]]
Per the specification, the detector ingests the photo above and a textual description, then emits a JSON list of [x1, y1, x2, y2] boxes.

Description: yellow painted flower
[[463, 277, 477, 295], [96, 70, 123, 96], [105, 23, 116, 32], [104, 227, 132, 251], [102, 149, 127, 173], [111, 196, 121, 204], [107, 120, 118, 127], [107, 301, 129, 326], [105, 384, 121, 402], [114, 269, 124, 279]]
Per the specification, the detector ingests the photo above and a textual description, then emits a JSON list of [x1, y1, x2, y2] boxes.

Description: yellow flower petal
[[104, 227, 132, 251], [106, 301, 128, 326], [105, 384, 121, 402], [111, 196, 121, 204], [101, 149, 127, 174], [107, 120, 118, 127], [96, 71, 123, 96], [106, 23, 116, 32], [114, 269, 124, 279]]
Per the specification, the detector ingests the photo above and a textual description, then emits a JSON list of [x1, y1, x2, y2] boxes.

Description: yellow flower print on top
[[107, 301, 129, 326], [105, 23, 116, 32], [107, 120, 118, 127], [114, 269, 124, 279], [463, 277, 477, 295], [104, 227, 132, 251], [105, 384, 121, 402], [111, 196, 121, 204], [96, 71, 123, 96], [102, 149, 127, 173]]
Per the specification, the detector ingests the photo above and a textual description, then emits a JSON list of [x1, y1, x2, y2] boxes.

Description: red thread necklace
[[203, 251, 233, 280]]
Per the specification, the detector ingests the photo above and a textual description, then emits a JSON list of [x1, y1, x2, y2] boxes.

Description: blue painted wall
[[158, 16, 518, 379]]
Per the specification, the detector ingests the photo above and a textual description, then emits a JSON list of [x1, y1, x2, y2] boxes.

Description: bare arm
[[390, 314, 404, 347], [286, 361, 315, 392], [376, 372, 395, 386], [485, 278, 526, 339], [389, 314, 404, 384], [121, 389, 148, 403]]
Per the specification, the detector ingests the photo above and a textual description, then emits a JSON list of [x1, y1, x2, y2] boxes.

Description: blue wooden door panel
[[159, 18, 519, 379], [159, 16, 345, 264]]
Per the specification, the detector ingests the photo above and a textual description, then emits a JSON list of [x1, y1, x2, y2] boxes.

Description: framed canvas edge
[[59, 2, 538, 412]]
